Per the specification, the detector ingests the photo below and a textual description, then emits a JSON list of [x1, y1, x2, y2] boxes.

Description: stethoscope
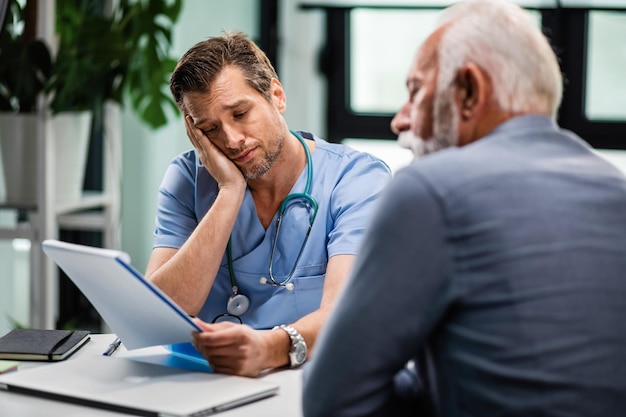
[[224, 130, 319, 318]]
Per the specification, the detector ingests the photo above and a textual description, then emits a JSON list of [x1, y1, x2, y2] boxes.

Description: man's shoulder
[[160, 149, 206, 188], [396, 118, 604, 201], [401, 143, 484, 177], [167, 148, 198, 170], [394, 135, 528, 199], [304, 133, 391, 172]]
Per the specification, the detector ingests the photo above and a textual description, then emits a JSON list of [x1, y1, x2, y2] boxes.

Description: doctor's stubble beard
[[238, 131, 285, 180]]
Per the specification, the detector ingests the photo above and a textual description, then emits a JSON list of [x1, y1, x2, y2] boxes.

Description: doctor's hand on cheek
[[184, 115, 246, 192], [191, 318, 273, 377]]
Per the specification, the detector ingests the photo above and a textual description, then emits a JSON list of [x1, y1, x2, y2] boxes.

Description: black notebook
[[0, 329, 91, 361]]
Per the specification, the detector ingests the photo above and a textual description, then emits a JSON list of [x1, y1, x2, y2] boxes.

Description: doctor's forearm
[[147, 186, 245, 315]]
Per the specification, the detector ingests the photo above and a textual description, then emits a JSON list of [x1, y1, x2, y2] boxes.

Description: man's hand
[[192, 319, 272, 377], [184, 115, 245, 190]]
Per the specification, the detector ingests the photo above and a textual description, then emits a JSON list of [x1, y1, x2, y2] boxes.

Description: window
[[350, 9, 542, 116], [586, 11, 626, 121], [350, 9, 439, 114], [307, 2, 626, 150]]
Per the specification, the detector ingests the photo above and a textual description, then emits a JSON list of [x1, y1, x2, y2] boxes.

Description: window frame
[[309, 5, 626, 148]]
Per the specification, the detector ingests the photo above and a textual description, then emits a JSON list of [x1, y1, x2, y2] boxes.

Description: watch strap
[[273, 324, 307, 368]]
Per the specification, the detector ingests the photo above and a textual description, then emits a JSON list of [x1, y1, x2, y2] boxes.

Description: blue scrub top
[[153, 131, 391, 329]]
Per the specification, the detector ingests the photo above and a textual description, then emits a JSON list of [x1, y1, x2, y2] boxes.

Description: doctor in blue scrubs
[[145, 32, 391, 377]]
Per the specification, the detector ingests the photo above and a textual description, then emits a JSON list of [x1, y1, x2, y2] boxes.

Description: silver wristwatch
[[274, 324, 307, 368]]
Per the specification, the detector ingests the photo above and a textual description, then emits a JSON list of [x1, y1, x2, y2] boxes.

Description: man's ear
[[454, 63, 486, 121], [270, 78, 287, 113]]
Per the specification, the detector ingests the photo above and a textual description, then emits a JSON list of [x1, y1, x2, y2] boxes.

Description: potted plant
[[47, 0, 182, 129], [0, 0, 53, 205], [45, 0, 181, 204], [0, 0, 181, 205], [0, 0, 52, 113]]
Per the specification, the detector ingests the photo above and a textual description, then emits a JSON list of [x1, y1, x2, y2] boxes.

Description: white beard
[[398, 87, 460, 159], [398, 130, 428, 159], [397, 130, 453, 159]]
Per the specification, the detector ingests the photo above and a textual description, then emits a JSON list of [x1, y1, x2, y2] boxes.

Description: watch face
[[294, 344, 307, 364]]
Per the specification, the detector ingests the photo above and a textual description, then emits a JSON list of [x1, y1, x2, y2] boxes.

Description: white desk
[[0, 334, 303, 417]]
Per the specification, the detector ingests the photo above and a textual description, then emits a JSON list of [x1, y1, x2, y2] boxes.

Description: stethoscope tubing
[[224, 130, 318, 316]]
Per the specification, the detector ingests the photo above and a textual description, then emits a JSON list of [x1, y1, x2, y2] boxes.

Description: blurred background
[[1, 0, 624, 334]]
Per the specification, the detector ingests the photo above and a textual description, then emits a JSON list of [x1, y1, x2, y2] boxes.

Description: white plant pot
[[51, 112, 92, 205], [0, 111, 92, 206], [0, 113, 38, 205]]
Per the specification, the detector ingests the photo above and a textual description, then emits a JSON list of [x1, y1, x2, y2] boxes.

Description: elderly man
[[302, 1, 626, 416]]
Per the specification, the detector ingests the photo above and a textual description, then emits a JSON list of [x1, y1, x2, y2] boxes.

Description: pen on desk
[[103, 337, 122, 356]]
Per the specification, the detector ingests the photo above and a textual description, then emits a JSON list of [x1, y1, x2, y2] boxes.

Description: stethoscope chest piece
[[227, 292, 250, 316], [224, 131, 315, 316]]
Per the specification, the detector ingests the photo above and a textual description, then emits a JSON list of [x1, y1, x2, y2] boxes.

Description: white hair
[[435, 0, 563, 118]]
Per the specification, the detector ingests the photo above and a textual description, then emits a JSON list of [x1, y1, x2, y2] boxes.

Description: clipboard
[[42, 239, 202, 350]]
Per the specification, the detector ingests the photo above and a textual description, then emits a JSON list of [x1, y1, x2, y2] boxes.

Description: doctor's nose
[[222, 125, 246, 150]]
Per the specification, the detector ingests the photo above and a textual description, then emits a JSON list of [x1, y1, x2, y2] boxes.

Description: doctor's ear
[[270, 78, 287, 112]]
